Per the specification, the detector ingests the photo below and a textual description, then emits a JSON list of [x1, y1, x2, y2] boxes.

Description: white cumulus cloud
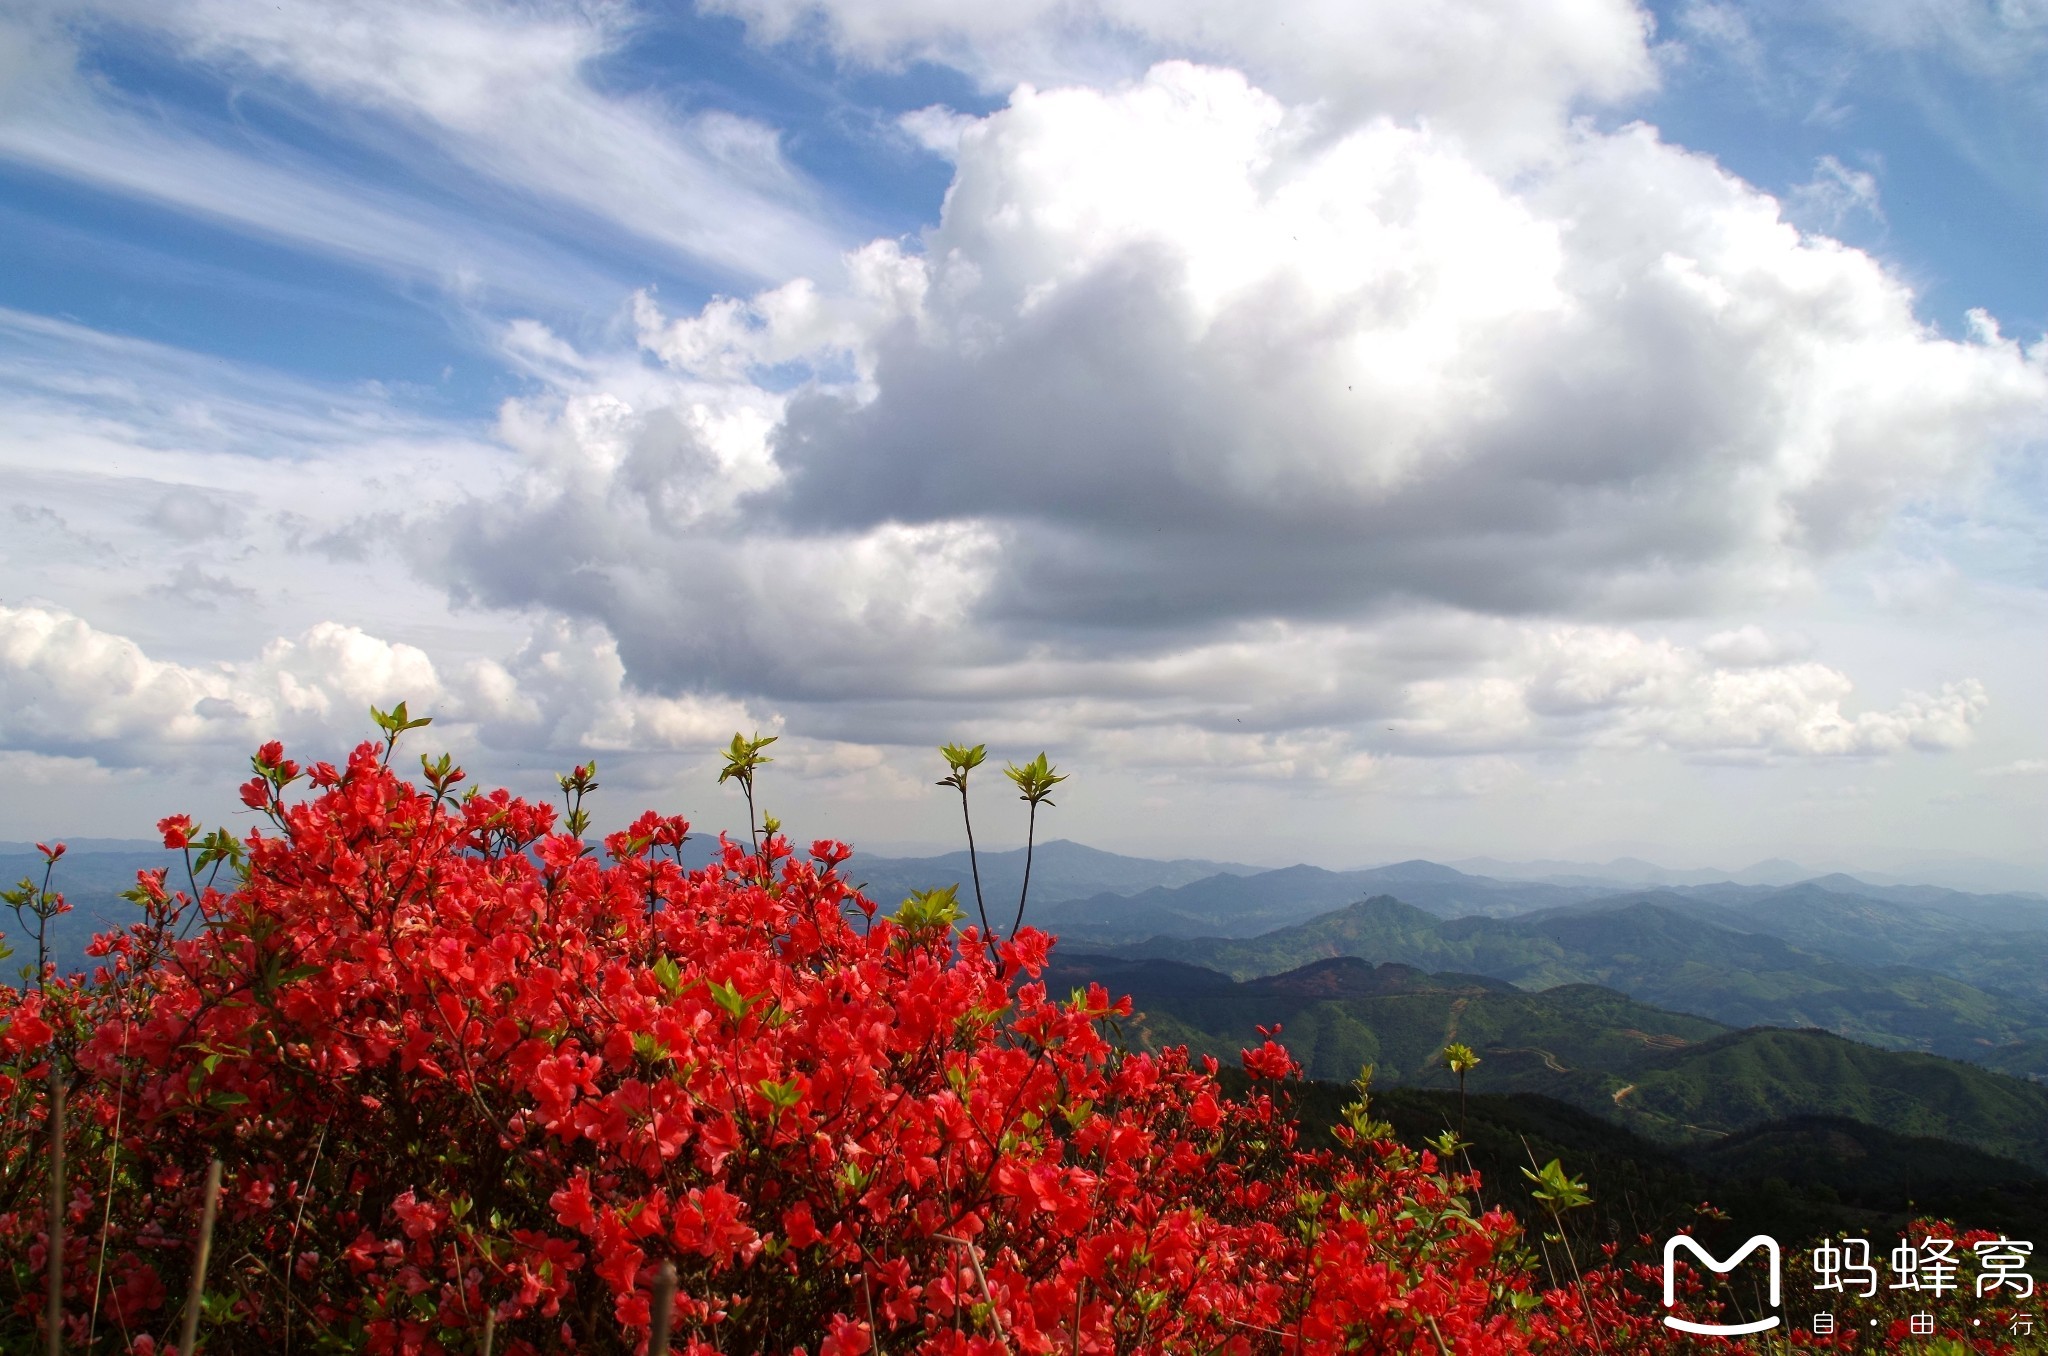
[[0, 604, 777, 772], [429, 62, 2042, 749], [702, 0, 1658, 160]]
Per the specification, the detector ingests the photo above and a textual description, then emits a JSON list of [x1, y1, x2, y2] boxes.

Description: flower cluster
[[0, 726, 1747, 1353]]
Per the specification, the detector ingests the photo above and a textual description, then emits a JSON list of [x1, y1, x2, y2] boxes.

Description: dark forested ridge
[[1264, 1081, 2048, 1247], [1055, 950, 2048, 1176]]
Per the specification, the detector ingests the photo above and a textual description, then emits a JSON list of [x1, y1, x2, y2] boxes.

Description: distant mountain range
[[1446, 854, 1826, 888], [1030, 860, 1627, 938], [1094, 893, 2048, 1069], [1048, 951, 2048, 1173], [841, 839, 1266, 923], [1443, 852, 2047, 896], [12, 838, 2047, 1072]]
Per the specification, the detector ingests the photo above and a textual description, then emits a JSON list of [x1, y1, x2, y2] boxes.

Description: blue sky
[[1, 0, 2044, 886]]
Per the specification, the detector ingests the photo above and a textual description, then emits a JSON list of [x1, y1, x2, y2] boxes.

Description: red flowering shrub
[[0, 719, 1774, 1353]]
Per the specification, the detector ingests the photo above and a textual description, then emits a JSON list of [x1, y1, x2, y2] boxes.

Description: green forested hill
[[1029, 866, 1410, 941], [1102, 896, 2048, 1071], [1691, 1113, 2048, 1208], [1610, 1027, 2048, 1169], [1063, 954, 1726, 1086], [1051, 952, 2048, 1174]]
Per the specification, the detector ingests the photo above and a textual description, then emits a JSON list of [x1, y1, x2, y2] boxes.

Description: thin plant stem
[[1008, 799, 1039, 941], [178, 1159, 223, 1356], [954, 788, 994, 945], [45, 1055, 65, 1356], [283, 1124, 328, 1356], [87, 1015, 134, 1352], [936, 1234, 1010, 1353], [1520, 1136, 1605, 1356], [27, 851, 61, 995]]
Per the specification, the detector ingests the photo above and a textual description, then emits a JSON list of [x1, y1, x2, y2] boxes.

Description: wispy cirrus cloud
[[1669, 0, 2048, 224], [0, 26, 624, 319], [0, 0, 851, 318]]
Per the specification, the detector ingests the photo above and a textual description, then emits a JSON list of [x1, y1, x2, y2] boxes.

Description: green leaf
[[710, 979, 755, 1023], [717, 732, 777, 787], [894, 884, 964, 934], [936, 742, 987, 791], [1520, 1158, 1592, 1212], [652, 955, 683, 996], [193, 828, 248, 878], [1003, 752, 1067, 806]]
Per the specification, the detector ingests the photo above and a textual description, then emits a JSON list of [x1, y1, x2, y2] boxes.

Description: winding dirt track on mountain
[[1612, 1083, 1636, 1105], [1493, 1046, 1570, 1073]]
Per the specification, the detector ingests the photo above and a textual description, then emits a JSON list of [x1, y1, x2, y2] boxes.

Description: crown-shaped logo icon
[[1662, 1234, 1782, 1335]]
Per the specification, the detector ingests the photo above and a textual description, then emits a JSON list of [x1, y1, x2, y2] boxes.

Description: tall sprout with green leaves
[[936, 744, 1067, 951], [558, 761, 600, 839], [1336, 1064, 1394, 1143], [371, 699, 433, 767], [1523, 1155, 1603, 1352], [2, 843, 70, 1356], [1004, 753, 1066, 940], [936, 744, 994, 941], [1440, 1042, 1480, 1134], [4, 841, 69, 992], [718, 732, 778, 860]]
